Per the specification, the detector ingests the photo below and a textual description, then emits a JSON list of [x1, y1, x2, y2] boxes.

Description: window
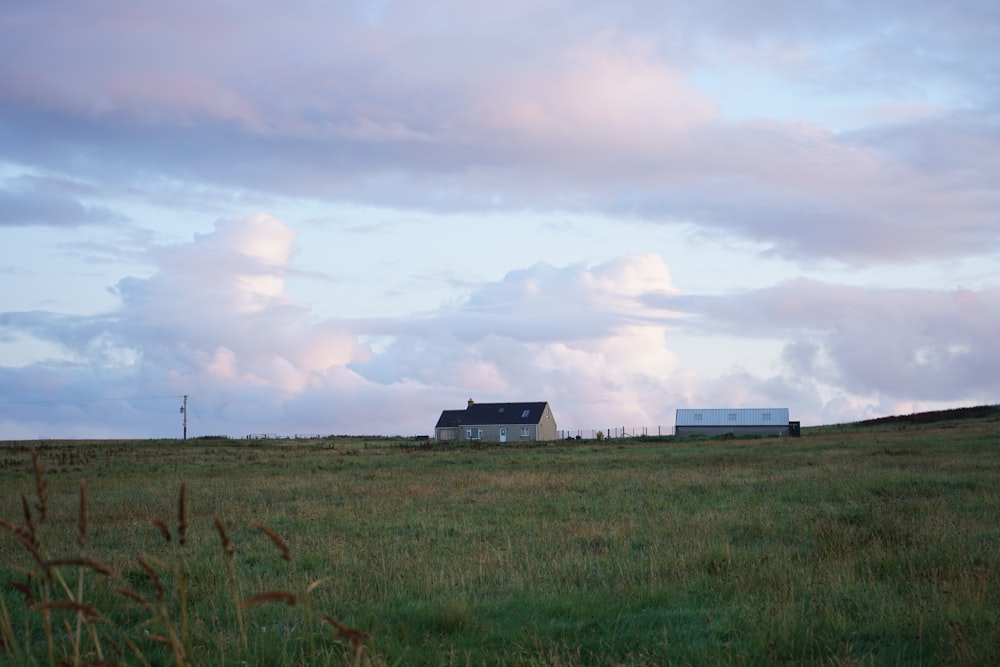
[[728, 412, 737, 421], [693, 413, 703, 422], [498, 407, 504, 413], [521, 409, 531, 418], [467, 428, 483, 440], [521, 427, 530, 438], [762, 412, 771, 422]]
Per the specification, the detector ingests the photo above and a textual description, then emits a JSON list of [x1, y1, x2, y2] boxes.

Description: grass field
[[1, 410, 999, 665]]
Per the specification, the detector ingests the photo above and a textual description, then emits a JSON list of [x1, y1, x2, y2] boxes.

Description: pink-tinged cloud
[[2, 2, 998, 262], [105, 214, 372, 397], [665, 278, 1000, 401]]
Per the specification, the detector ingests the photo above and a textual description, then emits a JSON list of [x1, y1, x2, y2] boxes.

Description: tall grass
[[2, 423, 999, 665], [0, 446, 376, 666]]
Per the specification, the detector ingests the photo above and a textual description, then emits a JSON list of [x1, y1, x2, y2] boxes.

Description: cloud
[[2, 2, 999, 263], [0, 214, 372, 435], [664, 278, 1000, 401], [0, 217, 688, 435], [0, 181, 125, 227], [1, 212, 997, 437], [352, 254, 682, 427]]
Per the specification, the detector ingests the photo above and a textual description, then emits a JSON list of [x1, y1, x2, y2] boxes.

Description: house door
[[499, 428, 507, 443]]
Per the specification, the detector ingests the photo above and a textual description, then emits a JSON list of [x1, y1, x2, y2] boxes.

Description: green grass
[[2, 418, 999, 665]]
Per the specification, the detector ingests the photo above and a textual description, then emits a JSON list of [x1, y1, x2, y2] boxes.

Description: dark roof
[[434, 409, 467, 429], [435, 402, 549, 428]]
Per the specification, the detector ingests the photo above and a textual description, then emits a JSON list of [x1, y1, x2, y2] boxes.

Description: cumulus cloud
[[353, 254, 682, 428], [1, 212, 997, 437], [0, 215, 374, 436], [0, 215, 690, 436]]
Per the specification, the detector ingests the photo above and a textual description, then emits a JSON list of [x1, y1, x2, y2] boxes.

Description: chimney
[[467, 398, 474, 409]]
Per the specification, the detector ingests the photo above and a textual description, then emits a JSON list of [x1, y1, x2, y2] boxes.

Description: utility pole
[[181, 395, 188, 440]]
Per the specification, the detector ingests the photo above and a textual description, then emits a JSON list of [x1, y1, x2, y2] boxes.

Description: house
[[675, 408, 798, 438], [434, 399, 558, 443]]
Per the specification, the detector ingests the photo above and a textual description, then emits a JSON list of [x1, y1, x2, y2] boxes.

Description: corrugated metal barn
[[675, 408, 797, 438]]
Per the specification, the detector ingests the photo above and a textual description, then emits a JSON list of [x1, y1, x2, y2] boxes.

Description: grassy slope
[[805, 403, 1000, 434], [1, 413, 999, 665]]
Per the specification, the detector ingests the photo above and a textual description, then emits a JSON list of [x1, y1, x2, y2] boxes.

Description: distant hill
[[852, 404, 1000, 428]]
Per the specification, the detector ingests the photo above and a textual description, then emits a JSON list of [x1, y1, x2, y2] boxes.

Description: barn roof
[[435, 402, 549, 428], [675, 408, 789, 427]]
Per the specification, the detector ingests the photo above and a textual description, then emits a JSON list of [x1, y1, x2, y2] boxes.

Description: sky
[[1, 1, 998, 439]]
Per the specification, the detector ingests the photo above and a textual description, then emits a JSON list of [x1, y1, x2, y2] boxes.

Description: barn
[[675, 408, 798, 438]]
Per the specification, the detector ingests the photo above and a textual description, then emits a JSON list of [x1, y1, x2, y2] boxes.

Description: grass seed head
[[20, 492, 37, 548], [240, 590, 298, 610], [177, 482, 188, 546], [306, 576, 333, 595], [116, 587, 156, 613], [78, 480, 88, 550], [146, 633, 176, 647], [11, 579, 34, 605], [213, 515, 234, 558], [44, 556, 114, 577], [31, 600, 101, 623], [322, 615, 371, 649], [0, 517, 32, 546], [251, 520, 291, 561], [32, 448, 47, 523], [137, 556, 164, 602], [151, 519, 172, 542]]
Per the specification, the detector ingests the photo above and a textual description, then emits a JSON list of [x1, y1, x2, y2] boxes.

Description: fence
[[559, 426, 675, 440]]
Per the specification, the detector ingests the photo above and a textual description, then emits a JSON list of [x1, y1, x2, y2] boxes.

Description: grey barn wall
[[674, 425, 790, 438]]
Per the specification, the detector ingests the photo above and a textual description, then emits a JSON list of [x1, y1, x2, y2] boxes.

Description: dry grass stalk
[[250, 520, 291, 561], [321, 615, 371, 649], [239, 590, 298, 610], [213, 515, 246, 649], [136, 556, 164, 603], [20, 493, 37, 548], [116, 588, 156, 613], [306, 577, 332, 595], [0, 517, 34, 547], [43, 557, 114, 577], [78, 480, 88, 551], [151, 519, 172, 542], [30, 601, 100, 623], [177, 483, 187, 547], [146, 633, 175, 647], [122, 636, 152, 667], [32, 448, 47, 523], [213, 516, 234, 558], [10, 499, 45, 569], [10, 580, 34, 605]]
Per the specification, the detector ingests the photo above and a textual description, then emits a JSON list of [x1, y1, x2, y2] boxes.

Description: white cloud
[[0, 214, 996, 437]]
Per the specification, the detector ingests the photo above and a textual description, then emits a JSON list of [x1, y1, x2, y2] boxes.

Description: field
[[1, 411, 999, 666]]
